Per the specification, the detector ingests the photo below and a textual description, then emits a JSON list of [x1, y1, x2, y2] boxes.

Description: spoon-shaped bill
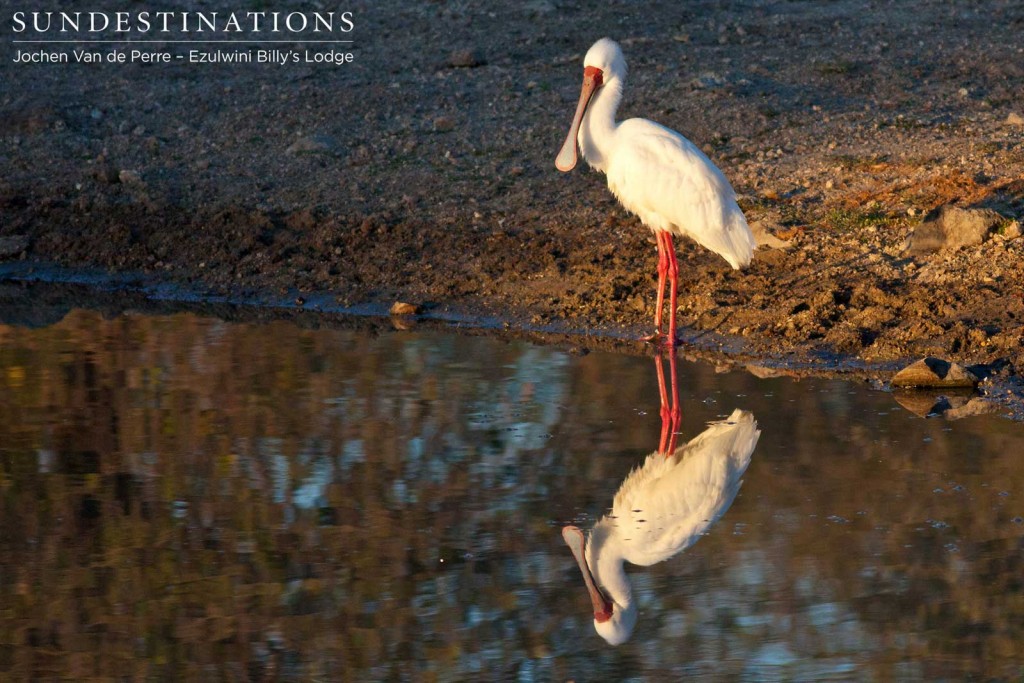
[[562, 525, 613, 622], [555, 66, 603, 172]]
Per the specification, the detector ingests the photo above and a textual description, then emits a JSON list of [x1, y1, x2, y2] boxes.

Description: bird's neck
[[588, 518, 633, 609], [578, 79, 622, 173]]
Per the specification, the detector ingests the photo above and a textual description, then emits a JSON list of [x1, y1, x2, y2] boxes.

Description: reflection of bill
[[563, 352, 760, 645]]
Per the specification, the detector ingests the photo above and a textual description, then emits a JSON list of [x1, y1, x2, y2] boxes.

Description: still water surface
[[1, 309, 1023, 680]]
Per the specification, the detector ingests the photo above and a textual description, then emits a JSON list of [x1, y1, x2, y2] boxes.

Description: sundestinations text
[[11, 11, 354, 34]]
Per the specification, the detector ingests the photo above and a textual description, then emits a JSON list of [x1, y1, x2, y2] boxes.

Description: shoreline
[[2, 260, 1021, 422]]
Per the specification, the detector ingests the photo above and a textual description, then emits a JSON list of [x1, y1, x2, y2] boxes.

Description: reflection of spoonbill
[[555, 38, 755, 346], [562, 353, 760, 645]]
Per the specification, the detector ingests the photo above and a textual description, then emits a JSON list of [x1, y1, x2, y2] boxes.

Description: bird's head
[[561, 524, 638, 645], [593, 600, 638, 646], [555, 37, 626, 172], [582, 37, 627, 85]]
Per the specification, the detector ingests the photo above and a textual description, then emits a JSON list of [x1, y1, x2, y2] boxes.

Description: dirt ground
[[2, 1, 1024, 404]]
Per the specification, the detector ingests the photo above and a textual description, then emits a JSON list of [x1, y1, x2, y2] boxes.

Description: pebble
[[118, 169, 143, 186], [1005, 112, 1024, 126], [433, 116, 455, 133], [447, 49, 484, 69], [390, 301, 420, 316]]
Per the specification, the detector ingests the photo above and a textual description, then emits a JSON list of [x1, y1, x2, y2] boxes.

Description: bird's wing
[[613, 409, 760, 567], [606, 119, 754, 269]]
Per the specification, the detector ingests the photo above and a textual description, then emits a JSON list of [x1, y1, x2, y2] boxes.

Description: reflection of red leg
[[666, 349, 682, 454], [665, 233, 679, 348], [644, 232, 669, 342], [655, 350, 683, 456], [655, 353, 670, 456]]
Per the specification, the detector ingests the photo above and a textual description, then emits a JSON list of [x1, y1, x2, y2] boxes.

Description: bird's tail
[[678, 200, 755, 270], [700, 408, 760, 479]]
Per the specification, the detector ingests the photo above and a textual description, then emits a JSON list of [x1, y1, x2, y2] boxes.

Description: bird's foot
[[642, 331, 680, 347]]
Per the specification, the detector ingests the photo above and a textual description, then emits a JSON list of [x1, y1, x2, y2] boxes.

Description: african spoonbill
[[555, 38, 756, 346]]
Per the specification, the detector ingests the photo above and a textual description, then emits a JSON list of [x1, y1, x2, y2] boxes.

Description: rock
[[750, 220, 792, 249], [432, 116, 455, 133], [0, 234, 30, 258], [891, 357, 980, 389], [903, 204, 1005, 256], [286, 134, 338, 155], [1005, 112, 1024, 126], [447, 49, 484, 69], [997, 219, 1022, 240], [390, 301, 420, 316]]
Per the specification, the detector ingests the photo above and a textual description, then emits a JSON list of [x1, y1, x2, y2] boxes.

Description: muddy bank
[[2, 1, 1024, 401]]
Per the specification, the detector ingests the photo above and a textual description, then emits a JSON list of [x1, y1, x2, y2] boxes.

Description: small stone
[[447, 49, 484, 68], [0, 235, 30, 258], [892, 357, 980, 389], [390, 301, 420, 316], [433, 116, 455, 133], [286, 134, 338, 155], [999, 220, 1022, 239], [1005, 112, 1024, 126], [749, 220, 791, 249]]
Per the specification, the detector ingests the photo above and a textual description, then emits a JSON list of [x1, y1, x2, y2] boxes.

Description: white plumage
[[563, 408, 760, 645], [605, 119, 754, 269], [556, 38, 756, 344]]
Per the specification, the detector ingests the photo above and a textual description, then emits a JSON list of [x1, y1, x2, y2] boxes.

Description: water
[[1, 308, 1023, 680]]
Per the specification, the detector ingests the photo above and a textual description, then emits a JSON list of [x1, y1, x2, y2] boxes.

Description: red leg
[[665, 233, 680, 348], [643, 232, 669, 342]]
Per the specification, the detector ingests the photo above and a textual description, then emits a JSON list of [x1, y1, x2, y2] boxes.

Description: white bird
[[555, 38, 756, 346], [562, 407, 760, 645]]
